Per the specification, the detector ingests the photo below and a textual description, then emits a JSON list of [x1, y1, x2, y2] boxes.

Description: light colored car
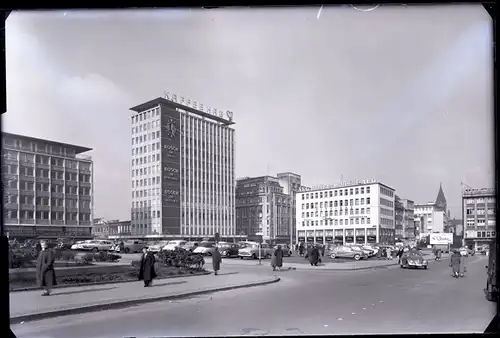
[[112, 240, 145, 253], [193, 242, 217, 256], [400, 251, 428, 269], [238, 242, 273, 259], [71, 240, 92, 250], [363, 245, 379, 255], [459, 247, 474, 257], [181, 242, 200, 252], [148, 241, 170, 253], [81, 240, 114, 252], [329, 245, 367, 261], [351, 245, 375, 257], [163, 240, 187, 251]]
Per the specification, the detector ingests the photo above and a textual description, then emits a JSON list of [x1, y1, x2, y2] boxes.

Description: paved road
[[13, 254, 494, 337]]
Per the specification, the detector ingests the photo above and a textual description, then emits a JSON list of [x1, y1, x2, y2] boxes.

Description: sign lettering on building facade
[[298, 178, 378, 192], [164, 91, 234, 123]]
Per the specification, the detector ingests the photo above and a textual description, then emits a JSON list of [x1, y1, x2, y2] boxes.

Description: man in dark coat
[[273, 245, 284, 271], [212, 246, 222, 275], [309, 246, 320, 266], [36, 240, 57, 296], [35, 241, 42, 257], [299, 243, 304, 257], [449, 249, 461, 278], [139, 247, 157, 287]]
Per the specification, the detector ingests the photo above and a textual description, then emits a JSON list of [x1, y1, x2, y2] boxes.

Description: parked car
[[112, 240, 145, 253], [238, 242, 272, 259], [329, 245, 367, 261], [476, 246, 487, 255], [193, 242, 216, 256], [459, 247, 474, 257], [162, 240, 187, 251], [351, 245, 375, 257], [362, 245, 379, 255], [81, 240, 114, 252], [71, 240, 92, 250], [219, 243, 241, 257], [400, 251, 428, 269], [148, 241, 170, 253], [485, 240, 497, 302], [180, 242, 200, 252]]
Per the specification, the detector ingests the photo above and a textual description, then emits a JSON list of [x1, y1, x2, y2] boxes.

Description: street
[[12, 254, 494, 337]]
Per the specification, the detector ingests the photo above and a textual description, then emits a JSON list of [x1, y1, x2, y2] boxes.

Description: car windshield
[[199, 243, 213, 248]]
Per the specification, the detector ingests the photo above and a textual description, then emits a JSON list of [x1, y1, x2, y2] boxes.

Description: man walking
[[273, 245, 284, 271], [36, 240, 57, 296], [212, 246, 222, 275], [449, 249, 461, 278], [139, 247, 157, 287]]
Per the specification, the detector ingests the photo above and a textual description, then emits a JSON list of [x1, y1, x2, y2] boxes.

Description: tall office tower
[[2, 132, 93, 239], [129, 97, 235, 238]]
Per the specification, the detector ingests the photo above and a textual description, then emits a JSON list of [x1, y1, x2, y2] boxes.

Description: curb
[[10, 271, 211, 293], [10, 276, 280, 324]]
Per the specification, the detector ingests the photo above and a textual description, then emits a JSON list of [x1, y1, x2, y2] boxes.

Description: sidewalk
[[10, 272, 280, 324]]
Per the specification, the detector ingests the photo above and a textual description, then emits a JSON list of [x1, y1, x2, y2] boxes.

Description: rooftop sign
[[298, 178, 378, 192], [164, 92, 234, 123]]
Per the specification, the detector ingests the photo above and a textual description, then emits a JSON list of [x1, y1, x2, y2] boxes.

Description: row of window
[[5, 181, 91, 195], [303, 207, 372, 218], [301, 186, 372, 200], [132, 141, 161, 156], [132, 164, 161, 178], [4, 195, 90, 208], [465, 197, 495, 204], [302, 198, 372, 209], [132, 118, 161, 134], [477, 231, 496, 238], [466, 208, 495, 215], [4, 150, 90, 169], [131, 108, 160, 124], [4, 166, 90, 182], [132, 176, 161, 189], [302, 217, 372, 226], [5, 210, 91, 221]]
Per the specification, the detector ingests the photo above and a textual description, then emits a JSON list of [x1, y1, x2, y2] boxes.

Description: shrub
[[155, 249, 205, 271], [82, 253, 95, 264], [93, 251, 121, 262], [9, 250, 36, 269], [61, 250, 77, 261]]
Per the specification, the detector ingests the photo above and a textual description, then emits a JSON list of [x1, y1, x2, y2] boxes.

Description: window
[[367, 218, 371, 224], [477, 231, 482, 238], [361, 187, 364, 194], [367, 198, 371, 205], [334, 190, 338, 196], [350, 188, 353, 195], [355, 188, 359, 194], [367, 187, 370, 193]]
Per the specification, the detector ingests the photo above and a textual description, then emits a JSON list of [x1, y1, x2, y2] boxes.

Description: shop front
[[355, 228, 366, 245], [345, 229, 354, 243], [367, 235, 377, 243], [325, 229, 334, 243], [315, 230, 324, 244], [297, 230, 306, 244], [334, 229, 344, 245]]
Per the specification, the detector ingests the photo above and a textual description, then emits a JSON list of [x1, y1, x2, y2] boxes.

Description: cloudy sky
[[3, 5, 493, 220]]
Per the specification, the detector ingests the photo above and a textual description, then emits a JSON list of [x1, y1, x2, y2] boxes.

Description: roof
[[435, 183, 447, 206], [129, 97, 235, 126], [2, 132, 92, 154]]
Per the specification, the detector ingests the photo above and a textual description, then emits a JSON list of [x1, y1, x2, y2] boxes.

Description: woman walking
[[459, 253, 467, 278], [309, 246, 320, 266], [449, 249, 461, 278], [273, 245, 284, 271], [139, 247, 157, 287], [212, 246, 222, 275], [36, 240, 57, 296]]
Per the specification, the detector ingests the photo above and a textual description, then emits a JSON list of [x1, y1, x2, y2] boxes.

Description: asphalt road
[[13, 254, 494, 337]]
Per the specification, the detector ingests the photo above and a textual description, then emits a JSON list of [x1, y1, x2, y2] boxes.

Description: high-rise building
[[414, 184, 449, 236], [395, 195, 404, 241], [129, 97, 236, 239], [462, 187, 495, 250], [296, 180, 396, 246], [235, 174, 300, 243], [2, 132, 93, 239], [277, 172, 302, 242], [401, 199, 415, 239]]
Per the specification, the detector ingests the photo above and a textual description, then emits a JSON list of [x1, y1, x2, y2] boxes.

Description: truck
[[485, 240, 497, 302]]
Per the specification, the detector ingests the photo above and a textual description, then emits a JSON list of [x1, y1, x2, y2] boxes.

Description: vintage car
[[400, 251, 428, 269], [485, 241, 497, 302], [238, 242, 273, 259], [193, 242, 217, 256], [181, 241, 200, 252], [148, 241, 170, 253], [273, 245, 293, 257], [459, 247, 475, 257], [329, 245, 368, 261], [351, 245, 375, 257], [162, 240, 187, 251], [219, 243, 241, 257], [71, 240, 92, 250], [111, 240, 145, 253], [81, 240, 114, 252]]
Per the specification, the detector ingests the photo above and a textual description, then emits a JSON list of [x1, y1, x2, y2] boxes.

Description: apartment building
[[462, 188, 496, 249], [2, 132, 93, 239]]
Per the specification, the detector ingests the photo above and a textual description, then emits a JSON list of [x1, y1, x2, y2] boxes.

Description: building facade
[[92, 218, 110, 238], [462, 188, 496, 249], [401, 199, 415, 240], [296, 180, 396, 246], [414, 184, 449, 237], [129, 97, 237, 240], [236, 174, 299, 243], [395, 195, 404, 241], [277, 172, 302, 243], [2, 132, 93, 239]]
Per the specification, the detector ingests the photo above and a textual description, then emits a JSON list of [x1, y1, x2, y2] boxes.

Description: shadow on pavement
[[52, 286, 118, 296], [151, 280, 187, 287], [217, 272, 239, 276]]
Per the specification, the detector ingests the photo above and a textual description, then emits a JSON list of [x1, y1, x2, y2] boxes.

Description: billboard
[[430, 233, 453, 245]]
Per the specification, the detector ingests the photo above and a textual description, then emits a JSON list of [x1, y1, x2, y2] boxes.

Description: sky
[[3, 5, 494, 220]]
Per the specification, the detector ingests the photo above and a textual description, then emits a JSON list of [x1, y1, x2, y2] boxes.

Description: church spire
[[435, 182, 447, 209]]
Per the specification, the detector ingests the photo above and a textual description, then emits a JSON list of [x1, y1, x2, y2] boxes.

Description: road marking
[[362, 308, 366, 310], [352, 312, 356, 315], [337, 318, 343, 321], [379, 301, 384, 303]]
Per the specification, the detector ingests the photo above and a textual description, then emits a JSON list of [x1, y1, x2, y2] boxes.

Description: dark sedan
[[219, 244, 240, 258]]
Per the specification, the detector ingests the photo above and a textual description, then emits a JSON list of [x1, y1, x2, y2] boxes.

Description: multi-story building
[[414, 184, 449, 237], [2, 132, 93, 239], [92, 218, 110, 238], [235, 174, 300, 243], [462, 188, 496, 250], [296, 180, 396, 246], [446, 218, 463, 236], [277, 172, 302, 243], [395, 195, 404, 242], [129, 96, 238, 240], [401, 199, 415, 240]]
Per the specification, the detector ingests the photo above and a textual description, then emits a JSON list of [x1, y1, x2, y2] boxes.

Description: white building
[[414, 184, 449, 238], [462, 188, 496, 250], [296, 180, 396, 246], [129, 97, 235, 239]]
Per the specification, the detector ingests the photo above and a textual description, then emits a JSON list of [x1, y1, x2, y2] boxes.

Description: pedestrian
[[299, 243, 304, 257], [139, 247, 157, 287], [459, 253, 467, 278], [449, 249, 461, 278], [397, 247, 404, 264], [36, 240, 57, 296], [386, 247, 392, 260], [119, 240, 125, 252], [273, 245, 284, 271], [320, 244, 325, 257], [212, 246, 222, 275], [35, 241, 42, 257], [309, 245, 320, 266]]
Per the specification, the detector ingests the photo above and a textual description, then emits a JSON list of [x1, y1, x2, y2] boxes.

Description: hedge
[[132, 248, 205, 270]]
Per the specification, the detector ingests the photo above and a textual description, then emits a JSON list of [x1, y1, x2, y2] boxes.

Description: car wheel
[[93, 247, 99, 252], [424, 266, 428, 269], [124, 248, 130, 254], [225, 251, 231, 258], [240, 256, 244, 260], [354, 254, 361, 261], [330, 253, 336, 259], [252, 254, 257, 259], [400, 264, 405, 268]]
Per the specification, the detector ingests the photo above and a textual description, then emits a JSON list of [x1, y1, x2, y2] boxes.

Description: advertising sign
[[306, 237, 314, 243], [298, 237, 305, 242], [316, 237, 324, 243], [355, 236, 365, 244], [345, 236, 354, 243], [367, 235, 377, 243], [325, 236, 333, 242], [430, 233, 453, 245]]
